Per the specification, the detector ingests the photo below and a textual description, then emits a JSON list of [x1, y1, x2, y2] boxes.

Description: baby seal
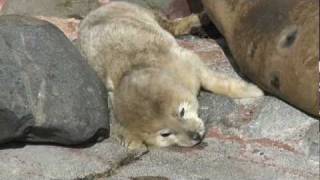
[[79, 1, 263, 150]]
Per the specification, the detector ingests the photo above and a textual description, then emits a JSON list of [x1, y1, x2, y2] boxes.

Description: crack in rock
[[76, 150, 149, 180]]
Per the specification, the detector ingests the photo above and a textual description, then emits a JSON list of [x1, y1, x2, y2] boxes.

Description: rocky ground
[[0, 0, 319, 179]]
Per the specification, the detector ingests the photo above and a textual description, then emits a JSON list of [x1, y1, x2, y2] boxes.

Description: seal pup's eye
[[161, 132, 172, 137], [159, 129, 173, 137], [179, 107, 185, 118]]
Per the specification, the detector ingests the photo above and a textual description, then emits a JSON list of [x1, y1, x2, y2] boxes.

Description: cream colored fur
[[79, 2, 263, 150]]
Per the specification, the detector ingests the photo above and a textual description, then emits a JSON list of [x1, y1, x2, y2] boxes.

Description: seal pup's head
[[113, 67, 205, 148]]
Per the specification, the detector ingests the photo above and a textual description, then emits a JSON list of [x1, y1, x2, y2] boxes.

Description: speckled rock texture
[[0, 0, 204, 20], [0, 15, 109, 145], [0, 1, 318, 180], [112, 0, 196, 19], [202, 0, 319, 117], [1, 34, 318, 180], [0, 0, 100, 18]]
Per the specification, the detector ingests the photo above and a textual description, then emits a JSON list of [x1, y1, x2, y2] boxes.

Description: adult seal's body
[[202, 0, 319, 117]]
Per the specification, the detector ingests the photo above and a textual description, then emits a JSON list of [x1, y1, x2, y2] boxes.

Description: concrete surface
[[0, 1, 319, 179]]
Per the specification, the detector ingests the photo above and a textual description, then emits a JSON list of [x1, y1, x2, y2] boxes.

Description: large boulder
[[0, 15, 109, 145], [202, 0, 319, 117]]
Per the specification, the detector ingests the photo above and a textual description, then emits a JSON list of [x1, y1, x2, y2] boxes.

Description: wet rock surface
[[0, 15, 109, 145], [0, 1, 319, 180]]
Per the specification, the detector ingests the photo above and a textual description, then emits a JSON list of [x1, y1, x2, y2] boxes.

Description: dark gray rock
[[0, 15, 109, 145], [0, 108, 33, 144]]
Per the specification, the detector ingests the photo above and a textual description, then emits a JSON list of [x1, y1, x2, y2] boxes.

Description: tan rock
[[35, 16, 80, 41], [0, 0, 6, 11]]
